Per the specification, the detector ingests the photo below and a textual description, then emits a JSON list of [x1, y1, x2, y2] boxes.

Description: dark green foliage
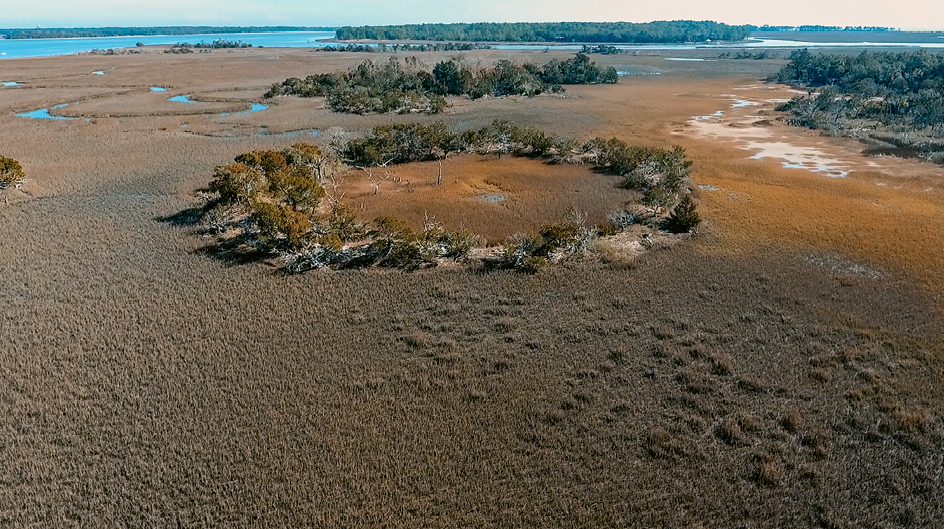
[[344, 123, 454, 167], [770, 49, 943, 95], [770, 49, 945, 131], [0, 155, 26, 191], [665, 195, 702, 233], [770, 49, 944, 162], [265, 54, 616, 114], [336, 21, 751, 43], [539, 54, 618, 85]]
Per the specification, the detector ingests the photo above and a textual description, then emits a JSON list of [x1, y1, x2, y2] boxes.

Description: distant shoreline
[[0, 26, 337, 40]]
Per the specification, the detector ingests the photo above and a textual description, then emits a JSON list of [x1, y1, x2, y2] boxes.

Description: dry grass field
[[0, 47, 942, 527]]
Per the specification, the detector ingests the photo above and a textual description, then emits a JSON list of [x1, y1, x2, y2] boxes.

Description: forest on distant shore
[[336, 21, 751, 43], [0, 26, 334, 39]]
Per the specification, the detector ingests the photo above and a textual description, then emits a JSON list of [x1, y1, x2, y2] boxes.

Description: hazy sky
[[2, 0, 944, 31]]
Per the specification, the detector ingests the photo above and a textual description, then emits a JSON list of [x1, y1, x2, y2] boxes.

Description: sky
[[1, 0, 943, 31]]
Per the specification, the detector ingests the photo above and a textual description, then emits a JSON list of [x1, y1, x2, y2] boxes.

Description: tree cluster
[[770, 49, 943, 161], [166, 40, 252, 53], [201, 143, 480, 271], [265, 55, 617, 114], [336, 21, 751, 43]]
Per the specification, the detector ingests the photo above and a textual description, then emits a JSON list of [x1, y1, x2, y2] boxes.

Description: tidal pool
[[18, 103, 74, 120], [220, 103, 268, 116], [3, 81, 18, 86], [168, 94, 194, 103], [150, 86, 167, 92], [693, 110, 724, 121]]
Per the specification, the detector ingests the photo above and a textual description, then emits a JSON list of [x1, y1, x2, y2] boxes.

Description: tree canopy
[[770, 49, 944, 162]]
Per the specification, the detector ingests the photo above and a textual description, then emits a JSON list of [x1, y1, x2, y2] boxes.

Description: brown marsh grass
[[0, 47, 941, 527], [336, 155, 634, 244]]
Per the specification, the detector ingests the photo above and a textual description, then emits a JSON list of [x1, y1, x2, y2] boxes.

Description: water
[[731, 99, 756, 108], [480, 194, 505, 203], [693, 110, 723, 120], [150, 86, 167, 91], [664, 57, 704, 61], [0, 31, 337, 59], [3, 81, 18, 86], [0, 31, 940, 60], [18, 103, 74, 120], [168, 94, 194, 103], [91, 70, 104, 75], [220, 103, 268, 116]]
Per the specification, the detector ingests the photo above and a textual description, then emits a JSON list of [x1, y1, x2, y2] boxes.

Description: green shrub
[[665, 195, 701, 233], [0, 156, 26, 191]]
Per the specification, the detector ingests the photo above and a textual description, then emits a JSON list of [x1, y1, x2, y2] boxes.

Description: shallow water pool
[[18, 104, 74, 120], [220, 103, 268, 116]]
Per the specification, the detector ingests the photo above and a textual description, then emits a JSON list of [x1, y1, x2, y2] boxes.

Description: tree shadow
[[194, 232, 276, 266], [156, 205, 207, 227], [158, 204, 276, 267]]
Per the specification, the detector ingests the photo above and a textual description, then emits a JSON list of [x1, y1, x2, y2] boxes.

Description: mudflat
[[0, 47, 942, 527]]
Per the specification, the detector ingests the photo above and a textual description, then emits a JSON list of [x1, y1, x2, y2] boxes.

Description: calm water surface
[[0, 31, 941, 59]]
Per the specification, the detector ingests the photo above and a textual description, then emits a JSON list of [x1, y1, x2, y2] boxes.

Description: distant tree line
[[336, 21, 751, 43], [770, 49, 943, 162], [265, 54, 618, 114], [318, 42, 492, 53], [0, 26, 334, 39]]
